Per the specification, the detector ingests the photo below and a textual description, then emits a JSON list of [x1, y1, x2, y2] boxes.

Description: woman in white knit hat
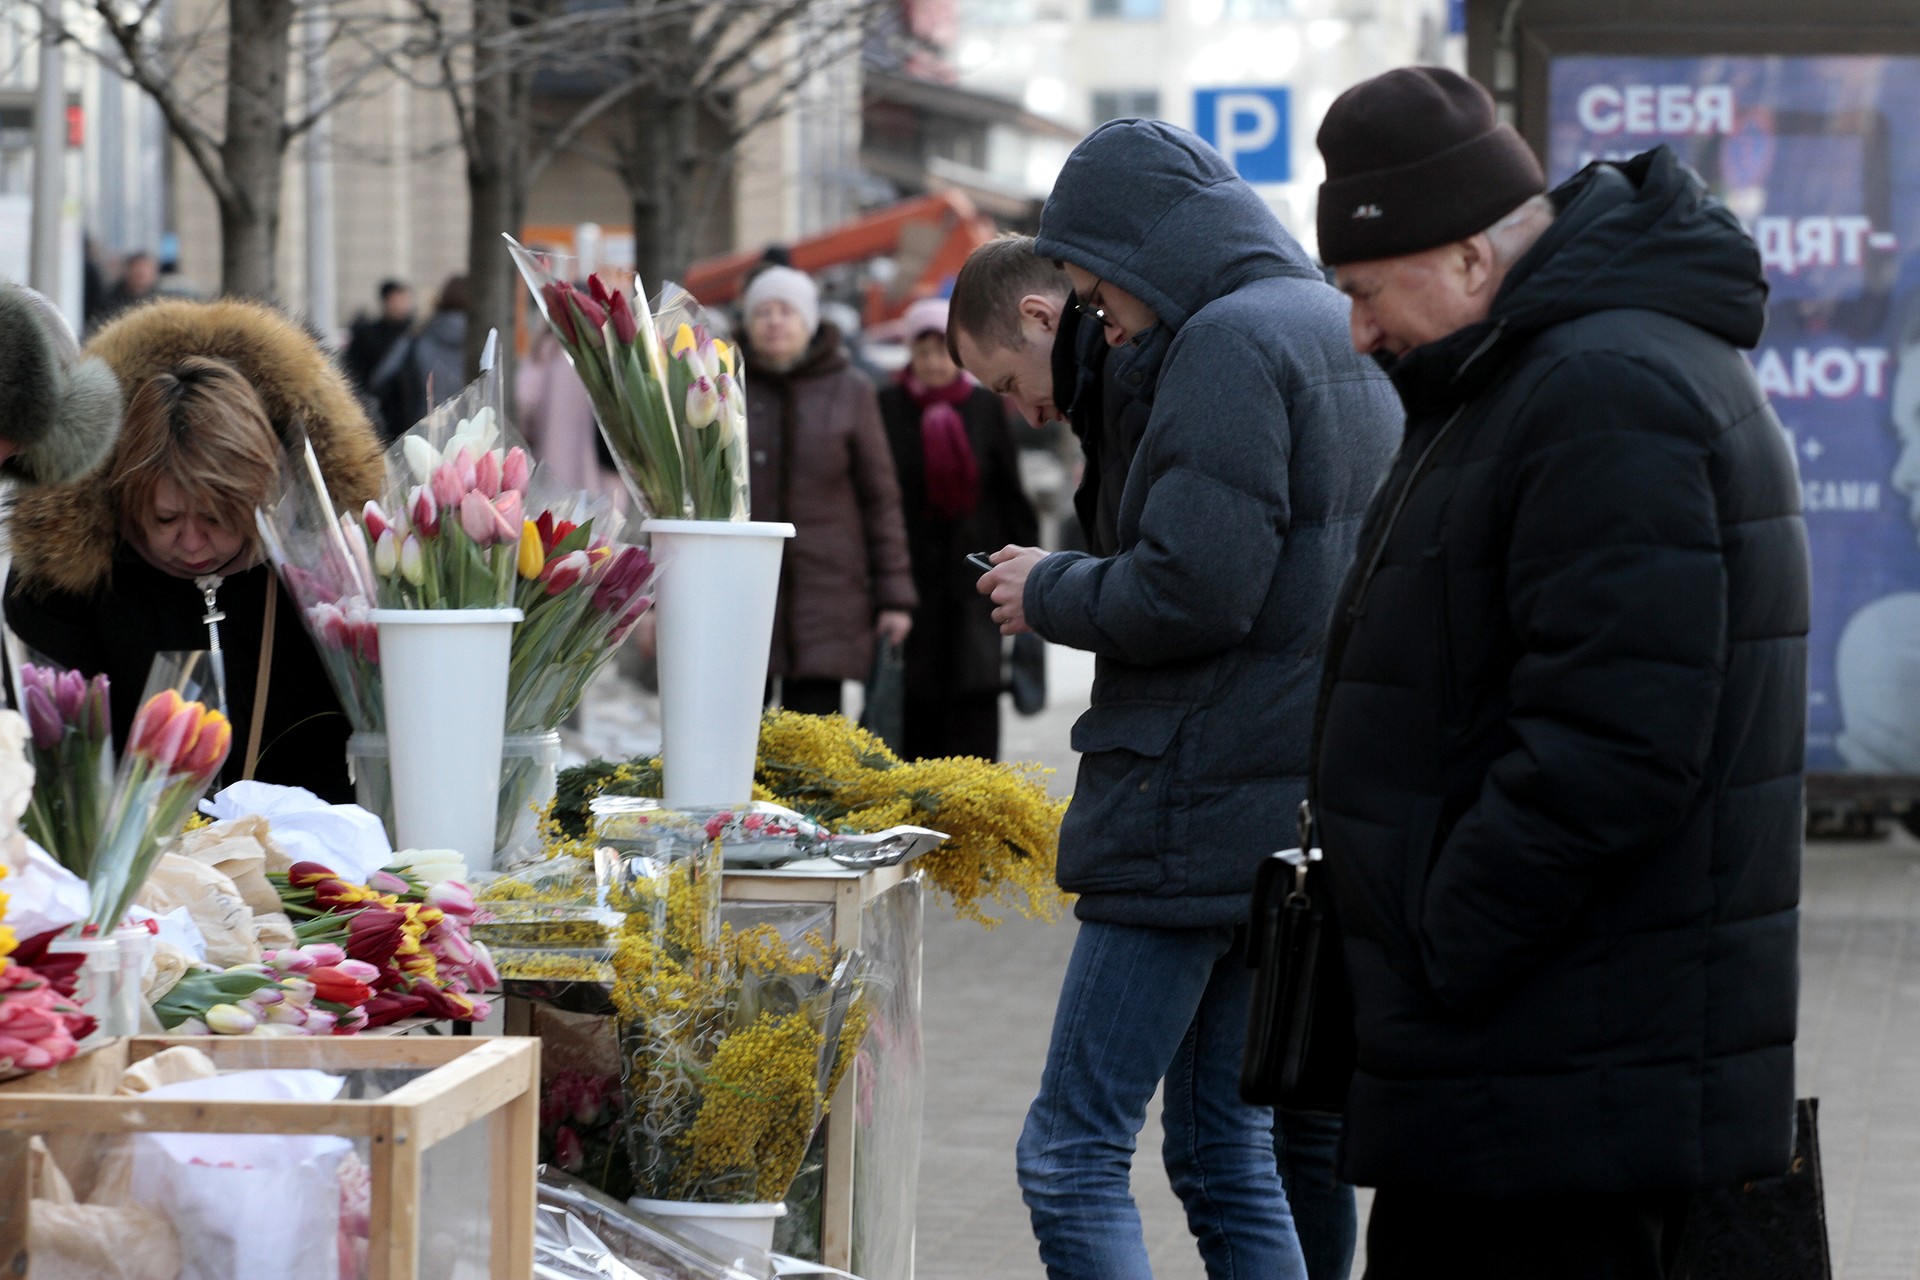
[[740, 265, 917, 715]]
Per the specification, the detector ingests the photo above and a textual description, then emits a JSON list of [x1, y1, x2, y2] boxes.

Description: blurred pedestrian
[[741, 265, 916, 717], [343, 279, 414, 396], [371, 273, 468, 439], [517, 326, 611, 497], [1311, 67, 1808, 1278], [877, 297, 1037, 760], [91, 249, 159, 331], [970, 120, 1401, 1280]]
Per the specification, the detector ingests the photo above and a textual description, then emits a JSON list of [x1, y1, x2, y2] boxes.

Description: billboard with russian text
[[1551, 56, 1920, 774]]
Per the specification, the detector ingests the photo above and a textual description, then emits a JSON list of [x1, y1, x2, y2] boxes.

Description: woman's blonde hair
[[109, 356, 282, 547]]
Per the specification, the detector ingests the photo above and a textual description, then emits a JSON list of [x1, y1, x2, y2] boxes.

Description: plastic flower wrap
[[656, 284, 750, 521], [372, 354, 533, 610], [599, 813, 869, 1204], [11, 656, 113, 875], [85, 653, 233, 932], [258, 441, 385, 731], [507, 236, 750, 521], [507, 495, 656, 734]]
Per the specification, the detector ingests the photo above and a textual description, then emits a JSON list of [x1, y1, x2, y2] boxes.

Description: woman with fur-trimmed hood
[[5, 299, 386, 801]]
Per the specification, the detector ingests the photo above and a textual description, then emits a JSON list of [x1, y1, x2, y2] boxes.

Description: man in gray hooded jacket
[[977, 120, 1400, 1279]]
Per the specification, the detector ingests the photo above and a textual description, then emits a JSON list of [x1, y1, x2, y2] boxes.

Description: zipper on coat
[[194, 573, 232, 719]]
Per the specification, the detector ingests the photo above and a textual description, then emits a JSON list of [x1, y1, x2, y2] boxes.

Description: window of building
[[1090, 0, 1162, 19], [1091, 88, 1162, 124], [965, 0, 1036, 22]]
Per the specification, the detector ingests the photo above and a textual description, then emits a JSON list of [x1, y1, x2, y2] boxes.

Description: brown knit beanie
[[1315, 66, 1546, 266]]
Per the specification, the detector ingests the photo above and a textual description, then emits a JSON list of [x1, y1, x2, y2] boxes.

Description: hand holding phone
[[966, 551, 996, 573]]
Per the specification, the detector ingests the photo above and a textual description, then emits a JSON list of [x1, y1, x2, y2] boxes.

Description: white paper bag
[[198, 781, 393, 885]]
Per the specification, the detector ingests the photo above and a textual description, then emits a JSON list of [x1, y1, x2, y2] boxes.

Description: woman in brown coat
[[741, 267, 916, 715]]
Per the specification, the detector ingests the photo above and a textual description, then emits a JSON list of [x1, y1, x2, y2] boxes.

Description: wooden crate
[[0, 1034, 540, 1280]]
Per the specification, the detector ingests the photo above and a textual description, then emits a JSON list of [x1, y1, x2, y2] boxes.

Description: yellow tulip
[[518, 520, 545, 580], [671, 323, 698, 358], [715, 340, 735, 375]]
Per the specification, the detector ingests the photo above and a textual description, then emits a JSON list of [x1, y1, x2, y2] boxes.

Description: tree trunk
[[626, 88, 699, 290], [465, 0, 532, 385], [219, 0, 295, 299]]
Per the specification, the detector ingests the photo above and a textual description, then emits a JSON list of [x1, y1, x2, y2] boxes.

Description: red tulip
[[176, 710, 233, 781], [539, 550, 591, 596], [409, 485, 440, 538], [363, 500, 393, 543], [571, 292, 608, 333], [542, 283, 577, 344], [609, 290, 637, 345], [309, 966, 374, 1007], [129, 690, 196, 768], [346, 906, 409, 967], [361, 989, 430, 1029], [588, 274, 613, 308]]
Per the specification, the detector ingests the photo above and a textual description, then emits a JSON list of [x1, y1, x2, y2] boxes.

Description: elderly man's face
[[1335, 241, 1497, 359]]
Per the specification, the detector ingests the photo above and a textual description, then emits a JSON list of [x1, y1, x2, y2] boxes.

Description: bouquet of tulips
[[86, 666, 233, 933], [0, 866, 91, 1074], [14, 659, 113, 875], [258, 442, 384, 730], [272, 860, 497, 1026], [506, 236, 750, 521], [152, 944, 381, 1036], [507, 501, 658, 734]]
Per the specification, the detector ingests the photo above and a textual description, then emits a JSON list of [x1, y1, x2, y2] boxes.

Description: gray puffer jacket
[[1028, 119, 1401, 927]]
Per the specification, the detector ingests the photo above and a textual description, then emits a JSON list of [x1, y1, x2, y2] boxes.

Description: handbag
[[1670, 1097, 1833, 1280], [1008, 632, 1046, 716], [859, 639, 906, 752], [1239, 800, 1355, 1113]]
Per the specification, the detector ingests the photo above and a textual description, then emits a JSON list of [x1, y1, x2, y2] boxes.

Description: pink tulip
[[304, 1009, 338, 1036], [262, 1001, 308, 1026], [427, 880, 477, 920], [459, 491, 498, 545], [281, 977, 318, 1006], [469, 939, 500, 990], [351, 618, 380, 664], [539, 550, 591, 596], [554, 1125, 585, 1172], [310, 602, 351, 650], [269, 949, 316, 974], [305, 943, 347, 967], [432, 928, 476, 970], [363, 500, 393, 543], [452, 446, 479, 494], [409, 485, 441, 538], [502, 446, 531, 494], [491, 490, 524, 541], [335, 959, 383, 984], [431, 461, 465, 510], [367, 869, 410, 895], [473, 449, 503, 499]]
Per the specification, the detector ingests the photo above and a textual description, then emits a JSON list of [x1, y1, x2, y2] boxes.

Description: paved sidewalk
[[571, 648, 1913, 1278]]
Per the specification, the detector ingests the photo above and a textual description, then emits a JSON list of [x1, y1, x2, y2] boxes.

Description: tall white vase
[[370, 607, 522, 862], [643, 519, 795, 808]]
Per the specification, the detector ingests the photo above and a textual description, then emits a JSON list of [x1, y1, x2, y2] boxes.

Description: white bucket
[[369, 607, 522, 863], [643, 519, 795, 808], [111, 926, 155, 1035], [626, 1195, 788, 1256], [44, 935, 121, 1044]]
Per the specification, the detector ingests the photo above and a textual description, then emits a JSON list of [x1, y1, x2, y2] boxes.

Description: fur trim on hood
[[8, 298, 386, 598]]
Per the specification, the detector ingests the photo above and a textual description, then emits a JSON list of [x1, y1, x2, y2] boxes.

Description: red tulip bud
[[609, 290, 637, 345], [542, 283, 578, 344], [409, 485, 441, 539]]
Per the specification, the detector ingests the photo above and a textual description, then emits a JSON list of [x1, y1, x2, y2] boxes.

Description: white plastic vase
[[643, 519, 795, 808], [627, 1196, 788, 1256], [369, 607, 522, 863]]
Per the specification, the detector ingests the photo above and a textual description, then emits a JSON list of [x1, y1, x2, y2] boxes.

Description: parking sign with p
[[1195, 87, 1291, 184]]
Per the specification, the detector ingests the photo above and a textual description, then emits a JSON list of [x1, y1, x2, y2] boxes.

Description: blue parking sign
[[1194, 87, 1291, 184]]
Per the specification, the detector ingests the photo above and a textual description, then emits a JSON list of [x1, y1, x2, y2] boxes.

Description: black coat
[[1314, 148, 1809, 1196], [6, 553, 355, 803], [878, 376, 1038, 700]]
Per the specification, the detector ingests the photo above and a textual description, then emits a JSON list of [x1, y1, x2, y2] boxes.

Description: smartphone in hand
[[966, 551, 996, 573]]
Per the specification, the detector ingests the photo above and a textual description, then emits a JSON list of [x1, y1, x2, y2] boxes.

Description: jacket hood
[[1390, 147, 1769, 411], [9, 298, 387, 597], [1034, 119, 1321, 333]]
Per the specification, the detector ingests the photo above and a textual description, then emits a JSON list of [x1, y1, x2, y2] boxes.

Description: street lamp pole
[[29, 0, 65, 300]]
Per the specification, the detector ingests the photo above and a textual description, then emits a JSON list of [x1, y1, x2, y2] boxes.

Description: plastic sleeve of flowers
[[653, 283, 750, 522], [604, 317, 691, 520], [257, 443, 386, 730], [9, 646, 115, 876]]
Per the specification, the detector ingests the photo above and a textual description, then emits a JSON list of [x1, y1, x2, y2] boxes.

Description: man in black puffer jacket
[[1311, 68, 1808, 1277]]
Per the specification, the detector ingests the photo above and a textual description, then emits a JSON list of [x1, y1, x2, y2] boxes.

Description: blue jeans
[[1278, 1107, 1357, 1280], [1017, 921, 1308, 1280]]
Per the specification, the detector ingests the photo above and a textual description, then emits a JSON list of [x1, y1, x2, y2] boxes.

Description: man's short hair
[[379, 278, 410, 300], [947, 234, 1070, 366]]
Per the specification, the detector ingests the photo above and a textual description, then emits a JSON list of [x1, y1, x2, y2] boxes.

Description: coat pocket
[[1058, 701, 1189, 895]]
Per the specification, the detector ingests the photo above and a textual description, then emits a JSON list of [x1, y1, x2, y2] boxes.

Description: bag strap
[[243, 572, 278, 781]]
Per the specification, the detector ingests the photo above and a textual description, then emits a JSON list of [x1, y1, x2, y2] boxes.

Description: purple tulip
[[81, 675, 110, 742], [23, 685, 62, 750], [53, 669, 86, 722]]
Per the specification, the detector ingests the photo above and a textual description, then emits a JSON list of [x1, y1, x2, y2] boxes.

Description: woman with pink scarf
[[879, 297, 1038, 760]]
